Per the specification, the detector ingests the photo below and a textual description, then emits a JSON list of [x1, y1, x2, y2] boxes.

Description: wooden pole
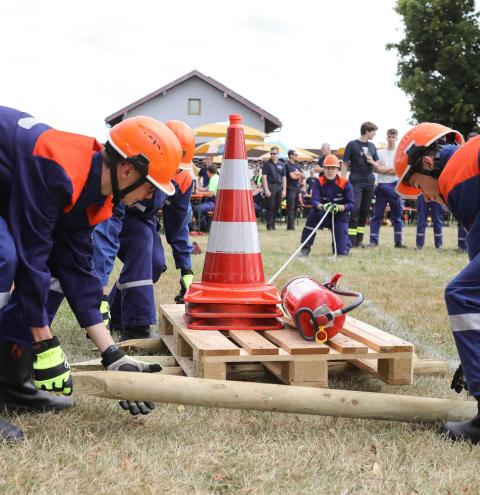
[[73, 371, 475, 424]]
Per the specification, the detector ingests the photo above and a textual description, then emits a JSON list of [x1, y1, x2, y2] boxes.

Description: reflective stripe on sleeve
[[450, 313, 480, 332]]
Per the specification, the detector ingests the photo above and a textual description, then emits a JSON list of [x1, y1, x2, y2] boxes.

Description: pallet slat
[[262, 329, 330, 355], [327, 334, 368, 354], [228, 330, 279, 355]]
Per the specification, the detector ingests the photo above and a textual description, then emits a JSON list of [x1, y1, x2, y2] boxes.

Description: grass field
[[1, 220, 478, 495]]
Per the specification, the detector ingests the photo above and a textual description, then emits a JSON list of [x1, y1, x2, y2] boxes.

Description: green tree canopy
[[388, 0, 480, 135]]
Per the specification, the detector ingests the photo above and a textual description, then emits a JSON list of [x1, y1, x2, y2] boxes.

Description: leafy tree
[[388, 0, 480, 135]]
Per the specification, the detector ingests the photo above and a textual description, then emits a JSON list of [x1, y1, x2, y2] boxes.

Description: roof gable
[[105, 70, 282, 132]]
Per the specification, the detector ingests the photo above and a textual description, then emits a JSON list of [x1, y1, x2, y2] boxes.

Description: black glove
[[451, 364, 468, 394], [174, 269, 193, 304], [101, 345, 161, 415]]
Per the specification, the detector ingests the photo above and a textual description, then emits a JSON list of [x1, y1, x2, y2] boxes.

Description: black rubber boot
[[120, 326, 157, 342], [356, 233, 364, 248], [0, 340, 73, 413], [348, 235, 357, 247], [0, 417, 23, 443], [299, 247, 310, 257], [441, 397, 480, 444]]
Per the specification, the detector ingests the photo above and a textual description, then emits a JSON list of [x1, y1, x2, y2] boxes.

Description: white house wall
[[125, 77, 265, 132]]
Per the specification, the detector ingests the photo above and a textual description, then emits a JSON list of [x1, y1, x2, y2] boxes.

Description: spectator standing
[[262, 147, 286, 230], [317, 143, 331, 166], [285, 150, 305, 230], [416, 195, 443, 249], [195, 163, 219, 232], [198, 155, 212, 188], [342, 122, 379, 247], [369, 128, 406, 248]]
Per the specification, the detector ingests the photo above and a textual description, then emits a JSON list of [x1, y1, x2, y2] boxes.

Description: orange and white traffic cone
[[184, 114, 282, 330]]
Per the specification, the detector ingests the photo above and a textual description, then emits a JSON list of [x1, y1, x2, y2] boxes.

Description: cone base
[[184, 314, 284, 331], [185, 302, 283, 319], [184, 282, 281, 305]]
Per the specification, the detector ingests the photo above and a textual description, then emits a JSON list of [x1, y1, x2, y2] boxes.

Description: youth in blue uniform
[[0, 107, 181, 439], [415, 195, 443, 249], [395, 123, 480, 443], [300, 155, 355, 256], [93, 120, 195, 341]]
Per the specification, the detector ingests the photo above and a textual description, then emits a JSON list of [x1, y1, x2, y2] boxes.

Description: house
[[105, 70, 282, 135]]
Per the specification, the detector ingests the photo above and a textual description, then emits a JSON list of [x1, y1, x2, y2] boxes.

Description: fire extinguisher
[[281, 273, 363, 343]]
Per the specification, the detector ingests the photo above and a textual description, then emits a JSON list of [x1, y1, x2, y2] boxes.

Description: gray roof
[[105, 70, 282, 133]]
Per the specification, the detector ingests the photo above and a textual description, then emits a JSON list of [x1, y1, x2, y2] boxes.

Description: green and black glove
[[451, 364, 468, 394], [174, 269, 194, 304], [100, 294, 110, 327], [101, 345, 162, 416], [323, 202, 339, 214], [33, 336, 73, 396]]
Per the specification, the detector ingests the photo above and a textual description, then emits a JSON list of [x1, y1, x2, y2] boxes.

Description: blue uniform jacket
[[122, 169, 193, 270], [311, 175, 355, 219], [0, 106, 111, 328]]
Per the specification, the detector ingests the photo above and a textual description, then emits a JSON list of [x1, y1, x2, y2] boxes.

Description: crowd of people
[[190, 122, 477, 257]]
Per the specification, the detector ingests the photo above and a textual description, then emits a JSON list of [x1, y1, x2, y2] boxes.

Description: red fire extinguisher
[[281, 273, 363, 343]]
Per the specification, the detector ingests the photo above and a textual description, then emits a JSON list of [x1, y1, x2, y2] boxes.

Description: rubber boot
[[0, 417, 23, 443], [348, 235, 357, 248], [0, 340, 73, 413], [356, 233, 364, 248], [299, 247, 310, 257], [120, 326, 157, 342], [441, 397, 480, 444]]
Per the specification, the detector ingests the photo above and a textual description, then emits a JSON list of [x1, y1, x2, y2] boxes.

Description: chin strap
[[108, 149, 151, 204]]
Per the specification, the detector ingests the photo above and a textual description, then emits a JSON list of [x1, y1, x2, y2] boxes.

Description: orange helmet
[[166, 120, 195, 172], [395, 123, 464, 198], [108, 116, 182, 196], [323, 154, 340, 167]]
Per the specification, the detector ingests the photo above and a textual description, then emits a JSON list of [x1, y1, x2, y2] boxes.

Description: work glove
[[451, 364, 468, 394], [100, 294, 111, 327], [174, 269, 194, 304], [323, 202, 339, 214], [101, 345, 162, 416], [33, 336, 73, 396]]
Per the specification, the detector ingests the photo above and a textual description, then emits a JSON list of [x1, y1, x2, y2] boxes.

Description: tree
[[388, 0, 480, 135]]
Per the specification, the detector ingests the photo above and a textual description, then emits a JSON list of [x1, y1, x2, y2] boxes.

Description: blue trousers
[[445, 251, 480, 396], [197, 201, 215, 232], [369, 182, 403, 246], [0, 217, 17, 310], [300, 209, 350, 255], [458, 224, 467, 250], [109, 215, 166, 329], [92, 208, 125, 287], [416, 196, 443, 248]]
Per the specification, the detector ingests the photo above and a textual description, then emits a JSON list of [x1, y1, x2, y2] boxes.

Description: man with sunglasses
[[394, 123, 480, 443], [262, 147, 286, 230]]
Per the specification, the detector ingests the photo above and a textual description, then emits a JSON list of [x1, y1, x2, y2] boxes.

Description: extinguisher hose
[[268, 207, 332, 284], [327, 286, 364, 316]]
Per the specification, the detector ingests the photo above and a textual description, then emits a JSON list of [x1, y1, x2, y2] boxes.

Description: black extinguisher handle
[[295, 307, 318, 341], [323, 273, 364, 316]]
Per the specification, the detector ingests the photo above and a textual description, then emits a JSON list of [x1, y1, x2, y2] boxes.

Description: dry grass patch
[[1, 221, 479, 494]]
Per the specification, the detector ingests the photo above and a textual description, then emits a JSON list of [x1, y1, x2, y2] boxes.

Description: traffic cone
[[184, 114, 282, 330]]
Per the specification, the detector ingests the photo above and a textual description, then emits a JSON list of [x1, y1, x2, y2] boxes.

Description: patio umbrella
[[194, 122, 266, 141], [195, 137, 266, 155]]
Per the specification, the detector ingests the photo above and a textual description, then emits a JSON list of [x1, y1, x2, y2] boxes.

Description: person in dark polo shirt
[[285, 150, 305, 230], [341, 121, 379, 247], [262, 147, 286, 230]]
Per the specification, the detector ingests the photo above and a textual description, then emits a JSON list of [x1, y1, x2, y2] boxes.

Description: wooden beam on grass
[[73, 371, 474, 424]]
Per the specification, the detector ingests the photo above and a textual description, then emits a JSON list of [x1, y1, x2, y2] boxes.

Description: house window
[[188, 98, 201, 115]]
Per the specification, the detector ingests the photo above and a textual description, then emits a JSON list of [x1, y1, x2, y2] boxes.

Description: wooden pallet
[[158, 304, 415, 387]]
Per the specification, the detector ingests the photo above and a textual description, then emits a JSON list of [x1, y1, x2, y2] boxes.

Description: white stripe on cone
[[207, 221, 260, 253], [218, 159, 251, 190]]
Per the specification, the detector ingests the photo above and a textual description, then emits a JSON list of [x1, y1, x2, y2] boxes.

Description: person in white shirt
[[369, 129, 406, 248]]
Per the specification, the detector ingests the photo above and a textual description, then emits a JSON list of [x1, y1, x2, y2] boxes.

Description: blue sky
[[2, 0, 420, 148]]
